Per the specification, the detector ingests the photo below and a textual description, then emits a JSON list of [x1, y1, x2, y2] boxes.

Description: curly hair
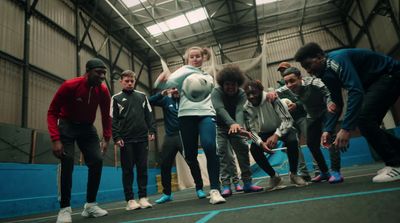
[[294, 42, 324, 62], [216, 65, 246, 87], [184, 46, 210, 64], [243, 80, 264, 92]]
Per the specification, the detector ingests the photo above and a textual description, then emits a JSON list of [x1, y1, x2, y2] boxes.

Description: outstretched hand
[[332, 129, 350, 152], [261, 142, 274, 154]]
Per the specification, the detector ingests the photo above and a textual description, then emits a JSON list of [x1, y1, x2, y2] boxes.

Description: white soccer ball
[[182, 73, 214, 102], [280, 98, 293, 106]]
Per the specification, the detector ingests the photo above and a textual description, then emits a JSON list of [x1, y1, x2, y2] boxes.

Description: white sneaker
[[268, 175, 285, 191], [290, 173, 309, 187], [56, 207, 72, 223], [126, 200, 141, 211], [81, 203, 108, 218], [138, 198, 153, 209], [209, 189, 226, 205], [373, 166, 400, 183], [377, 166, 392, 175]]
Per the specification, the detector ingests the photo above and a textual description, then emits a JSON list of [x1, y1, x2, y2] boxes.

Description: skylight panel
[[121, 0, 143, 8], [256, 0, 280, 5], [166, 15, 189, 29], [146, 23, 169, 37], [186, 8, 208, 24], [145, 7, 209, 37]]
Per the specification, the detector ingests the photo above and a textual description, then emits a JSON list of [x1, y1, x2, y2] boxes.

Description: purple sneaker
[[243, 183, 263, 193], [221, 186, 232, 197], [311, 172, 330, 182], [234, 184, 243, 192], [328, 171, 344, 184]]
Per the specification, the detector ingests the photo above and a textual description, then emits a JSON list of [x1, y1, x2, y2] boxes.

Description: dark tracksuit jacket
[[111, 89, 156, 200], [319, 48, 400, 166]]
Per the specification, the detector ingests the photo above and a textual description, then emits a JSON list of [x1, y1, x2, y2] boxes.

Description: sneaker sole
[[243, 189, 263, 193], [292, 182, 309, 187], [267, 185, 286, 191], [373, 177, 400, 183], [81, 212, 108, 218], [209, 199, 226, 205], [126, 206, 141, 211], [155, 199, 173, 204], [329, 178, 344, 184], [221, 193, 232, 197]]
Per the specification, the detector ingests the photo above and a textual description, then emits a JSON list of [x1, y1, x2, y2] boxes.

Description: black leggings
[[250, 129, 299, 176]]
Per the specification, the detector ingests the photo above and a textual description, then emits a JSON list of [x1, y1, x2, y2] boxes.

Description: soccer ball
[[280, 98, 293, 106], [182, 73, 214, 102]]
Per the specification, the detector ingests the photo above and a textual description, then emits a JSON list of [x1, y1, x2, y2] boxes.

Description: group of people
[[48, 43, 400, 223]]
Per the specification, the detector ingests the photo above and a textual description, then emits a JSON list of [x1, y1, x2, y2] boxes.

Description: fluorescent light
[[122, 0, 143, 8], [145, 7, 209, 37], [256, 0, 280, 5]]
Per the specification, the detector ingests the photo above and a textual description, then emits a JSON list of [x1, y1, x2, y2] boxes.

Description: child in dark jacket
[[111, 70, 156, 210]]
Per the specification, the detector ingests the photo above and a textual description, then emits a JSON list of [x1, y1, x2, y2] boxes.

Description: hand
[[287, 103, 297, 112], [157, 71, 169, 82], [333, 129, 350, 152], [101, 139, 109, 155], [320, 132, 331, 148], [327, 102, 337, 113], [266, 91, 278, 102], [237, 128, 252, 139], [266, 134, 279, 149], [52, 140, 64, 159], [116, 139, 124, 148], [260, 142, 274, 154], [148, 133, 155, 141], [228, 124, 241, 134]]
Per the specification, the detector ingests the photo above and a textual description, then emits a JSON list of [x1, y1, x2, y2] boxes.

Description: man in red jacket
[[47, 58, 112, 223]]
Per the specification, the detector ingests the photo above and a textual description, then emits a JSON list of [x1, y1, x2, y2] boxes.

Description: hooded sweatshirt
[[244, 91, 294, 146]]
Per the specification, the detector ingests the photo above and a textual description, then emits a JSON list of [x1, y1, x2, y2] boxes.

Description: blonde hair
[[120, 70, 136, 80], [184, 46, 210, 64]]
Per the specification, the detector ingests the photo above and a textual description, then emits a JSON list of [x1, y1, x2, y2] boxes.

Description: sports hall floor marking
[[120, 187, 400, 223], [2, 168, 390, 223]]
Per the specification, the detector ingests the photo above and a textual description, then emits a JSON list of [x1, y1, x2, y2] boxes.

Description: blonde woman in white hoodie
[[156, 46, 226, 205]]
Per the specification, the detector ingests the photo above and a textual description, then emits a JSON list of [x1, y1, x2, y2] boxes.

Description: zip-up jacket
[[111, 89, 156, 143], [47, 75, 112, 142], [148, 92, 179, 136], [244, 91, 294, 146], [277, 77, 336, 131], [211, 87, 247, 128], [277, 77, 333, 118], [276, 79, 306, 120], [321, 48, 400, 131]]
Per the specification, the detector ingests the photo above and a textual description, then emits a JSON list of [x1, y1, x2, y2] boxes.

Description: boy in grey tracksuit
[[243, 80, 308, 187], [277, 67, 343, 183]]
